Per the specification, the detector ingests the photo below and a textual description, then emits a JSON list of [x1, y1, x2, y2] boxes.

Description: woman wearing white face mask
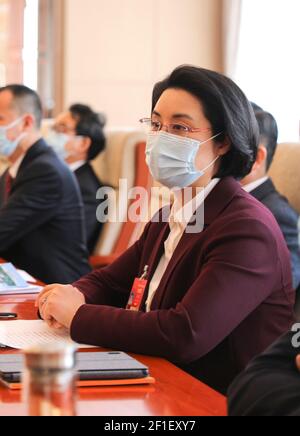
[[37, 66, 295, 394]]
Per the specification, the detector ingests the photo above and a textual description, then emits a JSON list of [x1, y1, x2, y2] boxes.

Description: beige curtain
[[0, 0, 25, 85], [0, 0, 24, 174], [222, 0, 243, 77], [38, 0, 65, 117]]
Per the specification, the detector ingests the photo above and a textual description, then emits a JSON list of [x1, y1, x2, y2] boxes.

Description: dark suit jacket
[[251, 178, 300, 291], [228, 330, 300, 416], [74, 163, 103, 254], [0, 139, 91, 284], [71, 177, 295, 394]]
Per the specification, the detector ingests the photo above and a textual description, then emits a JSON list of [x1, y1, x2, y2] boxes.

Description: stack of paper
[[0, 320, 93, 349]]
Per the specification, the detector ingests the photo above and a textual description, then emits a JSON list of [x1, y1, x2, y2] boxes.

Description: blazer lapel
[[16, 139, 50, 178], [0, 169, 8, 204], [250, 178, 276, 202], [150, 177, 242, 309], [9, 140, 52, 197], [147, 223, 170, 275], [139, 221, 170, 309]]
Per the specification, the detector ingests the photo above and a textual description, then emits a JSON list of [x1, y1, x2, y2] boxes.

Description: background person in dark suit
[[47, 104, 106, 254], [228, 329, 300, 416], [242, 104, 300, 291], [37, 66, 294, 394], [0, 85, 91, 284]]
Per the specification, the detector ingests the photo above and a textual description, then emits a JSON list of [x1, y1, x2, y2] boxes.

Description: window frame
[[38, 0, 64, 117]]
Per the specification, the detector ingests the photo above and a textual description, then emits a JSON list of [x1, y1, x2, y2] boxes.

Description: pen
[[0, 313, 18, 319]]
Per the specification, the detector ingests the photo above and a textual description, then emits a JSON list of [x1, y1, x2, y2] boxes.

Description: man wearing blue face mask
[[0, 85, 91, 284], [46, 104, 106, 254]]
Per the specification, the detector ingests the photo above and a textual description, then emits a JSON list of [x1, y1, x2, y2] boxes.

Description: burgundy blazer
[[71, 177, 295, 394]]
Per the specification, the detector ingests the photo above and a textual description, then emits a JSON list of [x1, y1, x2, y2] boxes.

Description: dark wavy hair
[[152, 66, 259, 179]]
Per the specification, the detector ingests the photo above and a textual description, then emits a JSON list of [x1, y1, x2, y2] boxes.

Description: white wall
[[64, 0, 223, 128]]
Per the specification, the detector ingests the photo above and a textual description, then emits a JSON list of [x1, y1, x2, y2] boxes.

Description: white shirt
[[68, 160, 86, 173], [145, 178, 221, 312], [243, 176, 269, 193]]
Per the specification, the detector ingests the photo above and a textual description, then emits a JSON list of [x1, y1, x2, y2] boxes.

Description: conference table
[[0, 273, 227, 417]]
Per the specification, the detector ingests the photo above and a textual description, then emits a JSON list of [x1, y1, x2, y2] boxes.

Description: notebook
[[0, 351, 155, 390], [0, 263, 41, 295]]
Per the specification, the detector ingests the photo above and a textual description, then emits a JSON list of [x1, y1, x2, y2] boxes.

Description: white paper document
[[0, 320, 94, 350]]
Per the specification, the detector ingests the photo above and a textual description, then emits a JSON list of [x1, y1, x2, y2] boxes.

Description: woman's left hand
[[38, 284, 85, 330]]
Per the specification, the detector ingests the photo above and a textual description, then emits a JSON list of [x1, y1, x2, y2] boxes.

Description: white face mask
[[46, 131, 70, 160], [0, 117, 27, 157], [145, 131, 222, 190], [46, 131, 84, 161]]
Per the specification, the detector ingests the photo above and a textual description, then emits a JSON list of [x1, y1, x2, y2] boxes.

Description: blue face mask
[[0, 117, 26, 157], [46, 131, 70, 160], [146, 131, 222, 190]]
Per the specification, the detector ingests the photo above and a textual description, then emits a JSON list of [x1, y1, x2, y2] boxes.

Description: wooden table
[[0, 293, 227, 416]]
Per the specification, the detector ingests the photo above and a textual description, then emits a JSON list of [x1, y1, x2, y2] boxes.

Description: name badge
[[126, 266, 149, 312]]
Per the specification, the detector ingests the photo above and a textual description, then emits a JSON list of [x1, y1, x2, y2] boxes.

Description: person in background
[[0, 85, 91, 284], [241, 103, 300, 291], [228, 329, 300, 416], [47, 104, 106, 254], [37, 66, 294, 394]]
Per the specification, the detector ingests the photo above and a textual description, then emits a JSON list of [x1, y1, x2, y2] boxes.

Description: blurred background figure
[[228, 330, 300, 416], [0, 85, 91, 283], [47, 104, 106, 254], [241, 103, 300, 292]]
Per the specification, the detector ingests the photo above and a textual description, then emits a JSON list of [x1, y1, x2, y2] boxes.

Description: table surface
[[0, 291, 227, 417]]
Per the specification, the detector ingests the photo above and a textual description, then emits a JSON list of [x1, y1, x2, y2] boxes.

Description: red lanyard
[[126, 266, 149, 312]]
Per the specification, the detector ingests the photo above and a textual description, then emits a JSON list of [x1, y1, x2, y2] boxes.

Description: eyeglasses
[[52, 124, 77, 135], [50, 127, 84, 141], [139, 117, 212, 138]]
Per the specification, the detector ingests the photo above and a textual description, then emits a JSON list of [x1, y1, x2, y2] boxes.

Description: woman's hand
[[36, 284, 86, 330]]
